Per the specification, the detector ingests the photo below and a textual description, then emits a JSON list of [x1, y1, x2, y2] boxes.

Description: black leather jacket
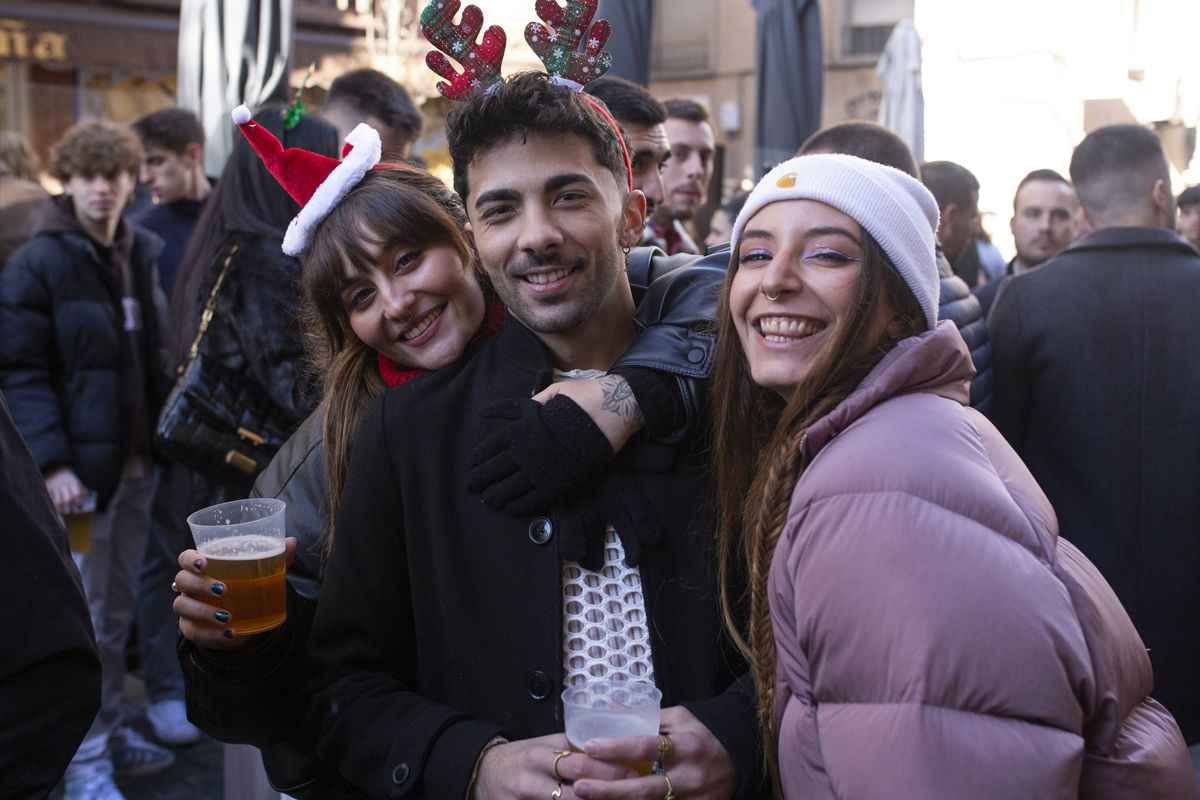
[[178, 245, 728, 797]]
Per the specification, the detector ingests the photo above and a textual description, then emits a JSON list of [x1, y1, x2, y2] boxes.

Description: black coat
[[0, 394, 101, 798], [0, 206, 165, 506], [304, 319, 763, 800], [989, 226, 1200, 742]]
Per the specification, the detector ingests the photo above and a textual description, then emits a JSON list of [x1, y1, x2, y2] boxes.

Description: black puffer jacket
[[936, 250, 993, 414], [0, 199, 166, 506]]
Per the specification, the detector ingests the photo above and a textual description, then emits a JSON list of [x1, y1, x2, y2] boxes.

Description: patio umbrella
[[753, 0, 822, 177], [597, 0, 652, 86], [876, 19, 924, 162], [178, 0, 295, 177]]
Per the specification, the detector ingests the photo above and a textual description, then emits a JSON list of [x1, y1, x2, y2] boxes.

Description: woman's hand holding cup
[[172, 537, 297, 650]]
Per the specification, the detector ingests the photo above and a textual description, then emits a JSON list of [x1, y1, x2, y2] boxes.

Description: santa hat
[[231, 104, 382, 255]]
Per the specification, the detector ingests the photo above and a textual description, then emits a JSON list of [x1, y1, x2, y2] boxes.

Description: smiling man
[[304, 72, 762, 800]]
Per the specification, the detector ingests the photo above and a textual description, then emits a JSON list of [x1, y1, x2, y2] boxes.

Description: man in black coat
[[304, 72, 763, 800], [0, 394, 101, 799], [989, 124, 1200, 748]]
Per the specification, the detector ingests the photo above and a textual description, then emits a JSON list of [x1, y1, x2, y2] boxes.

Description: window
[[841, 0, 912, 59], [651, 0, 715, 78]]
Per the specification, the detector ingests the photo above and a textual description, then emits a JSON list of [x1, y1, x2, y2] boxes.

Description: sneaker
[[63, 761, 126, 800], [109, 726, 175, 777], [145, 699, 202, 746]]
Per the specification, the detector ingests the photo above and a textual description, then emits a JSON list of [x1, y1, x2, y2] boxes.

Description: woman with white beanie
[[710, 154, 1195, 798]]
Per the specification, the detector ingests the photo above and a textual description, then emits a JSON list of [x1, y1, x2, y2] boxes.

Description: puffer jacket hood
[[769, 322, 1195, 799]]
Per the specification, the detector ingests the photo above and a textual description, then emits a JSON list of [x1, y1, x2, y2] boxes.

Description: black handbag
[[155, 245, 290, 485]]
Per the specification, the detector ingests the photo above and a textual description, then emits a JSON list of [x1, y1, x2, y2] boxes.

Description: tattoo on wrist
[[600, 376, 643, 426]]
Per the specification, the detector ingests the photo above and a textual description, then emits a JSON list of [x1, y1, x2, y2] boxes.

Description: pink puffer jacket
[[769, 321, 1195, 799]]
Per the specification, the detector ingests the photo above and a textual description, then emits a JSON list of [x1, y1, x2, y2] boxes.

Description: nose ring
[[765, 290, 781, 301]]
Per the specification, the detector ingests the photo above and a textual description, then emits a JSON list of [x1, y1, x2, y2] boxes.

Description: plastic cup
[[187, 498, 287, 635], [562, 679, 662, 775], [63, 490, 98, 553]]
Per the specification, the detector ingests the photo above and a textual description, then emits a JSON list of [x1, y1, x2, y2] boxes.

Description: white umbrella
[[876, 18, 924, 163]]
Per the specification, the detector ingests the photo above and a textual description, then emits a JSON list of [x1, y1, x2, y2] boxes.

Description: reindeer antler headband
[[420, 0, 632, 190]]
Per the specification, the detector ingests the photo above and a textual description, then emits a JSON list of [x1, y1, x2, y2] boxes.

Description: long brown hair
[[301, 165, 475, 548], [711, 226, 925, 785]]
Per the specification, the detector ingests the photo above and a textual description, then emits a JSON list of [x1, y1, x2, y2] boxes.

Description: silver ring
[[170, 581, 179, 593], [765, 290, 780, 301]]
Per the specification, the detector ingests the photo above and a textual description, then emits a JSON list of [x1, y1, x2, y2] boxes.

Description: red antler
[[524, 0, 612, 87], [420, 0, 507, 100]]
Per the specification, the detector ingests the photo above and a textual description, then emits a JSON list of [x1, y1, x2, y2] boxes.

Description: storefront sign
[[0, 18, 68, 62]]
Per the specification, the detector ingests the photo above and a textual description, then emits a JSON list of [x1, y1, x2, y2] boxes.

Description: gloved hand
[[555, 471, 664, 570], [466, 395, 614, 515], [598, 470, 663, 567]]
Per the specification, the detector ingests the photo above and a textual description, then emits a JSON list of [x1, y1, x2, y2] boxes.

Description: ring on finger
[[657, 731, 674, 764], [551, 782, 563, 799], [662, 770, 676, 800], [171, 580, 179, 593], [552, 748, 571, 782]]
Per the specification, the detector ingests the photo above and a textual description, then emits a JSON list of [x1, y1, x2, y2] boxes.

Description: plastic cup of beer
[[562, 679, 662, 776], [186, 498, 287, 635], [63, 490, 98, 554]]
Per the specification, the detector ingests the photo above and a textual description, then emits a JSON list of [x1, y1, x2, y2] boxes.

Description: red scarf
[[376, 297, 506, 388]]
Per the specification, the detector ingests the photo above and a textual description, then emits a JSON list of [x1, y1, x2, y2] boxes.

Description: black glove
[[466, 395, 614, 514], [599, 470, 663, 567], [556, 490, 608, 570], [554, 472, 662, 570]]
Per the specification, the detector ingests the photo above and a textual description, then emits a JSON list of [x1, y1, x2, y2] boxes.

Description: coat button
[[528, 517, 553, 545], [391, 762, 410, 784], [687, 347, 705, 363], [528, 670, 552, 700]]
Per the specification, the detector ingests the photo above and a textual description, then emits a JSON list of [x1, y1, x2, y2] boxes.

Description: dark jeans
[[135, 463, 197, 703]]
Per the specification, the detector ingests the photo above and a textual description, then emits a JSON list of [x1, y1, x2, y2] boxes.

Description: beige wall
[[649, 0, 757, 200]]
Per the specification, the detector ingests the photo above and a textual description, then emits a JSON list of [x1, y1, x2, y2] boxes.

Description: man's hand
[[532, 374, 644, 453], [473, 733, 638, 800], [44, 467, 89, 515], [572, 706, 738, 800]]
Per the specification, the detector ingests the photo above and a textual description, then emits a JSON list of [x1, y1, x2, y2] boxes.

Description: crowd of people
[[2, 23, 1200, 800]]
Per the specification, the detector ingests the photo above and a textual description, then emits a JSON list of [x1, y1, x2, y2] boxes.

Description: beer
[[64, 511, 94, 553], [198, 534, 286, 635], [565, 710, 656, 776], [63, 490, 97, 553]]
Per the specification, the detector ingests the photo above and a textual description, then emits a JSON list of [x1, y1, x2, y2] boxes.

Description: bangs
[[302, 167, 471, 312]]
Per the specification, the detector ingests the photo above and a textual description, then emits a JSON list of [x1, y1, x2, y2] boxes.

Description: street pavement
[[51, 674, 223, 799]]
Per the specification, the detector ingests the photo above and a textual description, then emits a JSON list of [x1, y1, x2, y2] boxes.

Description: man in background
[[647, 99, 715, 255], [0, 131, 49, 268], [1, 120, 173, 800], [990, 124, 1200, 753], [586, 76, 670, 224], [920, 159, 982, 284], [1178, 185, 1200, 250], [323, 68, 424, 161], [975, 169, 1078, 316], [128, 107, 211, 750], [129, 108, 210, 297]]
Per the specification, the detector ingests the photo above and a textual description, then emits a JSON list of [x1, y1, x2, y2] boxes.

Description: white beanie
[[730, 154, 941, 330]]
